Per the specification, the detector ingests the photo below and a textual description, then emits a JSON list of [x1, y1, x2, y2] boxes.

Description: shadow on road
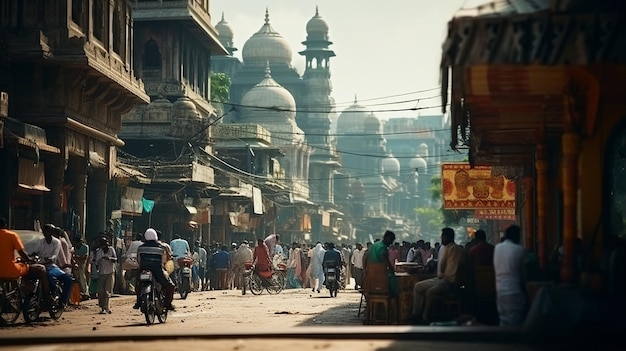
[[296, 299, 363, 327]]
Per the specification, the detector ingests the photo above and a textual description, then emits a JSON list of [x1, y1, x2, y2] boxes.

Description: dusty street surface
[[0, 286, 364, 337]]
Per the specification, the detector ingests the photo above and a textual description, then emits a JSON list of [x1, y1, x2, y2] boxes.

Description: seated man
[[366, 231, 398, 296], [0, 217, 51, 304], [34, 224, 74, 308], [410, 227, 466, 324], [134, 228, 176, 310]]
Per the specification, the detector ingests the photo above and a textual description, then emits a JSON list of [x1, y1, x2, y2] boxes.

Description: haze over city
[[212, 0, 483, 119]]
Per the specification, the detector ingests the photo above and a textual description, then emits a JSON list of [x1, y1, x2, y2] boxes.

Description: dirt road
[[0, 286, 364, 337]]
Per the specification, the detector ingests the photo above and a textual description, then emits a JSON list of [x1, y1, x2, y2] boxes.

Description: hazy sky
[[211, 0, 481, 119]]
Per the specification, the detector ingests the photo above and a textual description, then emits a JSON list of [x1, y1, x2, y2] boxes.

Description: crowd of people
[[2, 218, 528, 326]]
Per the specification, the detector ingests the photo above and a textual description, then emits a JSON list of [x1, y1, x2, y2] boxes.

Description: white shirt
[[351, 248, 365, 269], [493, 239, 526, 297], [34, 236, 61, 266], [436, 244, 446, 276]]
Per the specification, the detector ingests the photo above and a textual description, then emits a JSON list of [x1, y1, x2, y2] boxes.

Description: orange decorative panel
[[441, 163, 515, 213]]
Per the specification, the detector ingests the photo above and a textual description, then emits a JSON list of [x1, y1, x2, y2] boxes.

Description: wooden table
[[395, 271, 436, 324]]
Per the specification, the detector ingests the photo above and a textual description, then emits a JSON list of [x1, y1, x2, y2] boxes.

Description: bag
[[165, 259, 175, 275], [122, 257, 139, 271]]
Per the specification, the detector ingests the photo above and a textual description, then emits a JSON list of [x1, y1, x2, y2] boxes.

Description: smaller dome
[[364, 112, 382, 133], [410, 155, 428, 172], [146, 97, 172, 110], [172, 97, 199, 119], [215, 13, 234, 47], [336, 96, 369, 133], [172, 96, 196, 111], [240, 63, 296, 123], [382, 154, 400, 177], [306, 7, 329, 37]]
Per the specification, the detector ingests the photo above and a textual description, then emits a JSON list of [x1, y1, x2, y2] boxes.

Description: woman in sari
[[286, 243, 303, 288]]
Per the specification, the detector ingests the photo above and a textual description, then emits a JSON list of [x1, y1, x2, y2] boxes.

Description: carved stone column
[[72, 164, 88, 237], [521, 177, 534, 250], [46, 155, 66, 226], [86, 169, 108, 240], [561, 133, 580, 284], [535, 144, 548, 269]]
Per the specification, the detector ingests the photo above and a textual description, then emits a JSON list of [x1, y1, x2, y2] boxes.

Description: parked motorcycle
[[324, 265, 340, 298], [21, 256, 64, 323], [138, 269, 168, 325], [242, 262, 286, 295], [174, 256, 193, 299]]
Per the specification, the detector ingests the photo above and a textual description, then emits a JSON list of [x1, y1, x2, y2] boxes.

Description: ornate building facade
[[118, 0, 227, 243], [0, 0, 148, 242]]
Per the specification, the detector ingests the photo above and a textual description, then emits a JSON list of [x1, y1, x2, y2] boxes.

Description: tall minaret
[[299, 7, 339, 205]]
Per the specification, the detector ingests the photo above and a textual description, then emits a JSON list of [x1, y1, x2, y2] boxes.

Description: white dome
[[363, 112, 382, 133], [242, 10, 292, 65], [306, 7, 329, 39], [240, 64, 296, 123], [336, 97, 369, 133], [215, 13, 234, 46], [382, 154, 400, 177], [410, 156, 428, 172]]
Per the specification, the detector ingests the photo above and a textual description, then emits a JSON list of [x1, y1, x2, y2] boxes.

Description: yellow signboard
[[441, 163, 516, 211]]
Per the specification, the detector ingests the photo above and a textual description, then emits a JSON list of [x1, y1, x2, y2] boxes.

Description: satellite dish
[[369, 234, 375, 243]]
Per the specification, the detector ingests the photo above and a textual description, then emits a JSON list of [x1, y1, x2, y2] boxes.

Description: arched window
[[607, 120, 626, 241]]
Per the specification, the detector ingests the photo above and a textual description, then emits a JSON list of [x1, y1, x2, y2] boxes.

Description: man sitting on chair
[[409, 227, 466, 325]]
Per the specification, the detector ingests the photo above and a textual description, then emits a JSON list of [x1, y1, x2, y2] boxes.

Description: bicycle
[[242, 262, 285, 295]]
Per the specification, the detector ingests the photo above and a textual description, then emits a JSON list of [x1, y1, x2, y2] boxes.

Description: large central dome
[[242, 9, 292, 66]]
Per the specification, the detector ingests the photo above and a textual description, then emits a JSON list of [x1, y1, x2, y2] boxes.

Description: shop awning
[[121, 187, 144, 215], [112, 163, 151, 184], [17, 158, 50, 192]]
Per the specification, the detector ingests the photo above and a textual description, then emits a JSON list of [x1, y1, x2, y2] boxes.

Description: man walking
[[351, 242, 365, 290], [494, 224, 527, 326], [95, 237, 117, 314]]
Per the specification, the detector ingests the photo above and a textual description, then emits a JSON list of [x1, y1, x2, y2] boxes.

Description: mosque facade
[[212, 8, 454, 244]]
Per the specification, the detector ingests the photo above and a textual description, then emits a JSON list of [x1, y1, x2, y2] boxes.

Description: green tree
[[414, 207, 443, 242], [210, 72, 231, 117], [210, 72, 230, 103]]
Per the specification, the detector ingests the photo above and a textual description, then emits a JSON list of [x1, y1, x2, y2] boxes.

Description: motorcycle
[[138, 269, 168, 325], [21, 256, 64, 323], [174, 256, 193, 299], [324, 265, 340, 298], [0, 278, 22, 324], [242, 262, 286, 295]]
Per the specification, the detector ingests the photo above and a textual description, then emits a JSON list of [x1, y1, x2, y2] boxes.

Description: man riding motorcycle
[[133, 228, 176, 311], [0, 217, 51, 306], [33, 224, 73, 308], [322, 242, 343, 287]]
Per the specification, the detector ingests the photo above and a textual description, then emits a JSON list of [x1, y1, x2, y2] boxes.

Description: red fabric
[[253, 243, 272, 272]]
